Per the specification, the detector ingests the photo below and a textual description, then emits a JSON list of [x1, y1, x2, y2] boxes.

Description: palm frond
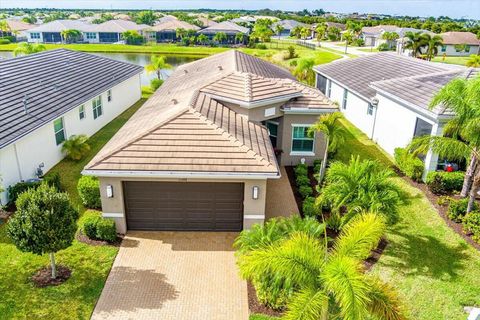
[[283, 288, 330, 320], [321, 255, 370, 320], [234, 218, 285, 254], [408, 135, 473, 160], [333, 212, 386, 260], [365, 276, 406, 320]]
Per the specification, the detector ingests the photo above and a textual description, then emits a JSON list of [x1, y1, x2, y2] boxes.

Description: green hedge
[[463, 211, 480, 243], [447, 198, 478, 222], [82, 211, 116, 242], [426, 171, 465, 195], [394, 148, 424, 182], [7, 174, 62, 205], [77, 176, 101, 209]]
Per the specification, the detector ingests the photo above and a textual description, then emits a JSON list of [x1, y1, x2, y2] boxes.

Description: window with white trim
[[53, 117, 66, 145], [92, 96, 103, 119], [107, 89, 112, 102], [85, 32, 97, 39], [79, 105, 85, 120], [30, 32, 41, 39], [292, 126, 314, 153], [342, 90, 348, 110], [326, 80, 332, 98]]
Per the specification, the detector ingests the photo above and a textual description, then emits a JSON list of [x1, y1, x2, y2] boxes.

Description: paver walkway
[[265, 166, 300, 220], [91, 231, 248, 320]]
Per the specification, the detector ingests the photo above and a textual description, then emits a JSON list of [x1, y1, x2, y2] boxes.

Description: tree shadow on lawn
[[380, 224, 469, 281]]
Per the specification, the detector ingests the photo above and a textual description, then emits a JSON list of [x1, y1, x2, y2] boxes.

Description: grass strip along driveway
[[0, 99, 145, 319], [335, 119, 480, 320]]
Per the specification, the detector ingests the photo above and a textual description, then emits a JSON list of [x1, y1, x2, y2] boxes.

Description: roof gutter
[[281, 107, 338, 114], [81, 169, 281, 180]]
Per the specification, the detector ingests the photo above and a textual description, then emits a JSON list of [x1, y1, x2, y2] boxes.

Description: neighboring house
[[360, 25, 400, 47], [439, 31, 480, 56], [197, 21, 249, 44], [92, 20, 151, 43], [148, 19, 200, 42], [26, 20, 94, 43], [314, 52, 473, 176], [271, 20, 309, 37], [0, 49, 143, 204], [4, 19, 35, 41], [83, 50, 335, 233], [197, 16, 218, 28]]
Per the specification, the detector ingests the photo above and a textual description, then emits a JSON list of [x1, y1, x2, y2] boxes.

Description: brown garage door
[[123, 181, 244, 231]]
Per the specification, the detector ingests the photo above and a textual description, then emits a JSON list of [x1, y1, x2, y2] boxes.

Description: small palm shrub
[[426, 171, 465, 195], [447, 198, 478, 222], [318, 156, 402, 225], [463, 211, 480, 242], [394, 147, 424, 182], [77, 176, 101, 208], [302, 196, 317, 217], [62, 135, 90, 161], [298, 185, 313, 198]]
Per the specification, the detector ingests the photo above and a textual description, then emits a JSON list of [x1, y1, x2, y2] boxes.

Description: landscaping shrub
[[294, 163, 308, 177], [43, 172, 62, 191], [463, 211, 480, 242], [0, 38, 11, 44], [255, 43, 267, 49], [302, 196, 317, 217], [150, 78, 164, 90], [437, 195, 454, 206], [298, 185, 313, 198], [8, 180, 41, 205], [296, 174, 310, 187], [77, 176, 101, 208], [378, 43, 391, 51], [83, 214, 101, 239], [447, 198, 478, 222], [289, 59, 298, 67], [426, 171, 465, 195], [95, 218, 117, 242], [394, 147, 424, 182]]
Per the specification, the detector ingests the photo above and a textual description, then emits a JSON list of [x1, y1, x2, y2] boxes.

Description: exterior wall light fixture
[[252, 186, 259, 200], [106, 185, 114, 198]]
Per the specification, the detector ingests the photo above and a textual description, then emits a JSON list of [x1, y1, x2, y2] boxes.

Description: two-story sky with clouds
[[1, 1, 479, 19]]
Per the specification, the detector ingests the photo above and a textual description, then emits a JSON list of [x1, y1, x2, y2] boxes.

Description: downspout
[[13, 143, 23, 181], [370, 97, 380, 140]]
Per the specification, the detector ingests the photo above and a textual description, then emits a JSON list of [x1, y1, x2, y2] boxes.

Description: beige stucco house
[[83, 50, 335, 233]]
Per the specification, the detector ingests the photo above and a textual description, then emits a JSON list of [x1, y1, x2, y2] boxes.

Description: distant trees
[[326, 26, 341, 41], [122, 30, 144, 45], [213, 32, 227, 44], [381, 31, 400, 50], [234, 32, 245, 44], [197, 33, 209, 45], [403, 31, 443, 59], [315, 24, 327, 42], [135, 10, 156, 26], [251, 20, 274, 42], [60, 29, 81, 43]]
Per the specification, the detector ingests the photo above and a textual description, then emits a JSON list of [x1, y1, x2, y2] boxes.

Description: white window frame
[[85, 32, 97, 39], [290, 124, 315, 156], [53, 117, 66, 145], [326, 80, 332, 98], [30, 32, 41, 39], [107, 89, 112, 102], [79, 105, 85, 120], [92, 95, 103, 119]]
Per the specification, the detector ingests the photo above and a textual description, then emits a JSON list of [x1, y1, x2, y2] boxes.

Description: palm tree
[[213, 32, 227, 44], [408, 76, 480, 212], [423, 33, 443, 60], [237, 213, 405, 320], [308, 112, 347, 183], [404, 31, 427, 58], [300, 27, 310, 41], [343, 30, 354, 53], [60, 29, 82, 43], [381, 31, 400, 50], [315, 24, 327, 43], [318, 156, 403, 226], [234, 32, 245, 45], [293, 58, 315, 84], [0, 19, 10, 37], [13, 43, 47, 57], [275, 24, 284, 42], [61, 135, 90, 161], [145, 55, 172, 80], [197, 33, 209, 45], [466, 54, 480, 67], [175, 28, 187, 41]]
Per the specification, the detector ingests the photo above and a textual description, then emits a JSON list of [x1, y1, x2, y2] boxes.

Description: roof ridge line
[[370, 68, 465, 86]]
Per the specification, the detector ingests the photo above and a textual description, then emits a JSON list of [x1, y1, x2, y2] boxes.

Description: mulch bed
[[400, 174, 480, 251], [285, 166, 303, 215], [76, 230, 123, 247], [32, 265, 71, 287], [247, 281, 284, 317]]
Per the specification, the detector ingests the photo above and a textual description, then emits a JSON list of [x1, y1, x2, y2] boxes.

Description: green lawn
[[249, 314, 279, 320], [47, 98, 146, 212], [432, 56, 470, 66], [335, 119, 480, 320]]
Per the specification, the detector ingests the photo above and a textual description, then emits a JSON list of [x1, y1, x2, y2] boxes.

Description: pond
[[0, 51, 199, 86]]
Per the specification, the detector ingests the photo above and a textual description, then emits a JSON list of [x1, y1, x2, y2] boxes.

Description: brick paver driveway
[[91, 231, 248, 320]]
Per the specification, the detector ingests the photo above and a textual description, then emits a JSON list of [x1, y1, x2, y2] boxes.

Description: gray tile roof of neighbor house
[[94, 20, 150, 32], [198, 21, 249, 35], [0, 49, 143, 148], [272, 20, 308, 31], [314, 52, 461, 100], [27, 20, 96, 32]]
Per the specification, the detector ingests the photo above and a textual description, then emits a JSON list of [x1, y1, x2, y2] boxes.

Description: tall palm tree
[[404, 31, 427, 58], [343, 30, 354, 53], [145, 55, 172, 80], [318, 156, 403, 226], [381, 31, 400, 50], [237, 213, 405, 320], [275, 24, 284, 41], [308, 112, 347, 183], [213, 32, 227, 44], [234, 32, 245, 45], [408, 76, 480, 212], [175, 28, 187, 41], [423, 33, 443, 60], [315, 24, 327, 43], [60, 29, 82, 43], [466, 54, 480, 67], [0, 19, 10, 37], [197, 34, 208, 45], [13, 43, 47, 57]]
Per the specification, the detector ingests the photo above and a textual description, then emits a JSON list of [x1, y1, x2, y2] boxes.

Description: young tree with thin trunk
[[308, 112, 347, 183], [145, 55, 172, 80], [8, 184, 78, 279]]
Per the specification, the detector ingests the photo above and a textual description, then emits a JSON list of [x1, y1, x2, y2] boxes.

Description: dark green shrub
[[77, 176, 101, 208], [95, 218, 117, 242], [302, 196, 317, 217], [296, 174, 310, 187], [43, 172, 62, 191], [150, 78, 164, 90], [394, 148, 424, 182], [426, 171, 465, 195], [378, 43, 391, 51], [299, 185, 313, 198], [8, 180, 41, 205], [256, 43, 267, 49], [463, 211, 480, 242], [83, 214, 101, 239], [294, 163, 308, 176], [0, 38, 11, 44], [447, 198, 478, 222]]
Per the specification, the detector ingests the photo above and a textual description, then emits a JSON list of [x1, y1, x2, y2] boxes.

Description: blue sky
[[1, 1, 479, 19]]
